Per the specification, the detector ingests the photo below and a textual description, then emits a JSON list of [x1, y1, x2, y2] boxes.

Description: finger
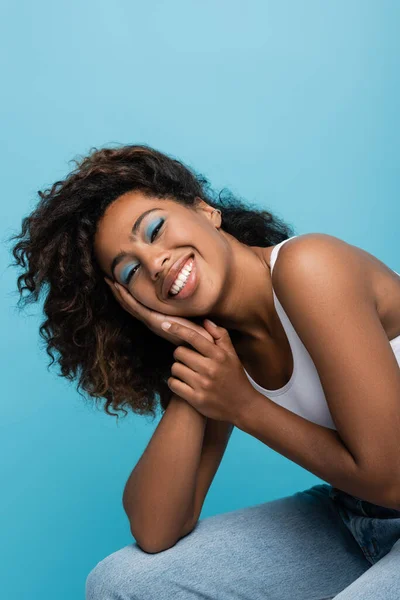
[[171, 361, 201, 388], [104, 278, 124, 299], [104, 279, 118, 299], [161, 322, 217, 358], [104, 277, 118, 293], [203, 319, 234, 351], [173, 345, 209, 374], [105, 280, 125, 305], [167, 376, 196, 404], [108, 281, 142, 317], [113, 283, 151, 317], [104, 277, 113, 290]]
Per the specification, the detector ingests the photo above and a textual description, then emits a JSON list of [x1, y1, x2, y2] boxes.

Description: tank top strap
[[270, 235, 298, 276]]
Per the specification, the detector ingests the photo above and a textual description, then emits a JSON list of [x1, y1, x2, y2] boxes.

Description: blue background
[[1, 1, 399, 598]]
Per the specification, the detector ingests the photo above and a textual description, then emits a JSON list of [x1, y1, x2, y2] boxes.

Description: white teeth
[[171, 279, 188, 294], [171, 270, 190, 293], [170, 258, 193, 295]]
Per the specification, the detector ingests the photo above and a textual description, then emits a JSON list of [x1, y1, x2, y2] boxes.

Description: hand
[[161, 318, 257, 424], [104, 277, 214, 346]]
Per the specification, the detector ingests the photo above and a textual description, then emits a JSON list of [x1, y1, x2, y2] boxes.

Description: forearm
[[183, 417, 234, 531], [123, 393, 207, 552], [234, 390, 398, 509]]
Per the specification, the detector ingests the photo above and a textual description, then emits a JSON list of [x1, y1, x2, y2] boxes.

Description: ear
[[194, 197, 213, 214], [194, 199, 222, 227]]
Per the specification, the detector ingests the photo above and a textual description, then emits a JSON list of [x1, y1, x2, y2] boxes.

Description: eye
[[150, 219, 164, 243], [123, 218, 164, 285]]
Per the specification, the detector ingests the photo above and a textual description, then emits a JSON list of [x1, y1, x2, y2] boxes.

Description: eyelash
[[124, 219, 164, 285]]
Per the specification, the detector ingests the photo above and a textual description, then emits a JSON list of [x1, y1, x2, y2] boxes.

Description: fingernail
[[161, 321, 171, 330], [206, 319, 218, 327]]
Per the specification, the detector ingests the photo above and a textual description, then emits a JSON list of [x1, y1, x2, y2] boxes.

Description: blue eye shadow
[[146, 217, 164, 240], [119, 217, 164, 284], [121, 263, 136, 284]]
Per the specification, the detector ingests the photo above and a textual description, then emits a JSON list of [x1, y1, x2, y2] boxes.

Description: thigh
[[86, 484, 371, 600], [333, 538, 400, 599], [329, 486, 400, 565]]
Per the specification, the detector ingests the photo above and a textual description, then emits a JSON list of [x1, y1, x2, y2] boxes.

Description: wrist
[[169, 393, 208, 422], [233, 388, 263, 430]]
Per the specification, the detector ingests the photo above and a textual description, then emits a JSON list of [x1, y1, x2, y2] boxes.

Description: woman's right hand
[[104, 277, 215, 346]]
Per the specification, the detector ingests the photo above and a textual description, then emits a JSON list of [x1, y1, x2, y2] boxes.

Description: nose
[[147, 250, 170, 283]]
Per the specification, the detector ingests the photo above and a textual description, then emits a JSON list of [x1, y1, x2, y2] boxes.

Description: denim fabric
[[329, 486, 400, 565], [86, 483, 400, 599]]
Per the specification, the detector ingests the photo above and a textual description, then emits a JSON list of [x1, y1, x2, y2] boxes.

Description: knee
[[85, 541, 176, 600], [85, 544, 144, 600], [85, 554, 116, 600]]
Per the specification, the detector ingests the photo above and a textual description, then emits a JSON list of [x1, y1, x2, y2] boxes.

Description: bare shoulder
[[273, 232, 373, 292], [272, 232, 400, 340], [276, 232, 365, 262]]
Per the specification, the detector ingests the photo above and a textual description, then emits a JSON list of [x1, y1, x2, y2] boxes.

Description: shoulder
[[272, 232, 375, 307], [270, 235, 400, 497], [274, 232, 364, 272], [270, 232, 389, 327]]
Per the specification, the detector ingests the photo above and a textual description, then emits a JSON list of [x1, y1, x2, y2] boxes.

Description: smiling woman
[[8, 143, 400, 600], [8, 143, 294, 419]]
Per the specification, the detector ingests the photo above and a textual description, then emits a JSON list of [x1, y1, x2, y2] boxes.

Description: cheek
[[132, 286, 158, 309]]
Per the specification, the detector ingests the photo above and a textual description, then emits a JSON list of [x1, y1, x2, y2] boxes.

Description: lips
[[162, 252, 194, 299]]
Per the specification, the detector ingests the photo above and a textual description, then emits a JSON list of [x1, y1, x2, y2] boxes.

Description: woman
[[11, 144, 400, 599]]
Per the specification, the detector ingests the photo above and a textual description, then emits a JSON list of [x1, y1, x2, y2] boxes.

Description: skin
[[93, 190, 400, 392], [93, 190, 279, 349], [93, 190, 400, 501]]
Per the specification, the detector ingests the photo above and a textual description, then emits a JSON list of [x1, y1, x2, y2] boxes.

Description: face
[[93, 191, 233, 315]]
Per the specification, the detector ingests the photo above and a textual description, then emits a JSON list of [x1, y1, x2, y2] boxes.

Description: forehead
[[97, 192, 171, 240], [100, 191, 164, 229]]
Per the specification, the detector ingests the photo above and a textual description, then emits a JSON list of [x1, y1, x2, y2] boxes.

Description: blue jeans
[[85, 483, 400, 599]]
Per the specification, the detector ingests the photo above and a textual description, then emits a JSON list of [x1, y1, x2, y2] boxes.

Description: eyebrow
[[110, 207, 161, 280]]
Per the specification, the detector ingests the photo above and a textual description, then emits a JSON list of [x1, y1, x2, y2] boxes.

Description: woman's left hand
[[162, 318, 256, 424]]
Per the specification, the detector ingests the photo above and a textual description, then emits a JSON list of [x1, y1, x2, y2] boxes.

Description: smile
[[168, 256, 197, 299]]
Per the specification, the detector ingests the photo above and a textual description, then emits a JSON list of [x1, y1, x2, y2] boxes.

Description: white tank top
[[243, 236, 400, 430]]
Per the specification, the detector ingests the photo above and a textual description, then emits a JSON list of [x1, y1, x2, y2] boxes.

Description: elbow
[[383, 481, 400, 512], [134, 538, 178, 554], [130, 525, 173, 554], [126, 506, 197, 554], [361, 469, 400, 511], [130, 522, 191, 555], [133, 531, 191, 554], [129, 524, 173, 554]]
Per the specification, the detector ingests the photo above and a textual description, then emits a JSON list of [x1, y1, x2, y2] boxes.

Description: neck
[[207, 237, 277, 345]]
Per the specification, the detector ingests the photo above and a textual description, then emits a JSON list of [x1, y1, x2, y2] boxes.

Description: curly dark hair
[[8, 144, 295, 421]]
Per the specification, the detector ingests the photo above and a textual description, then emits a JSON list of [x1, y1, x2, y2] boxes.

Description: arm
[[233, 233, 400, 509], [234, 390, 399, 509], [123, 393, 234, 553], [179, 417, 234, 536], [123, 393, 207, 553]]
